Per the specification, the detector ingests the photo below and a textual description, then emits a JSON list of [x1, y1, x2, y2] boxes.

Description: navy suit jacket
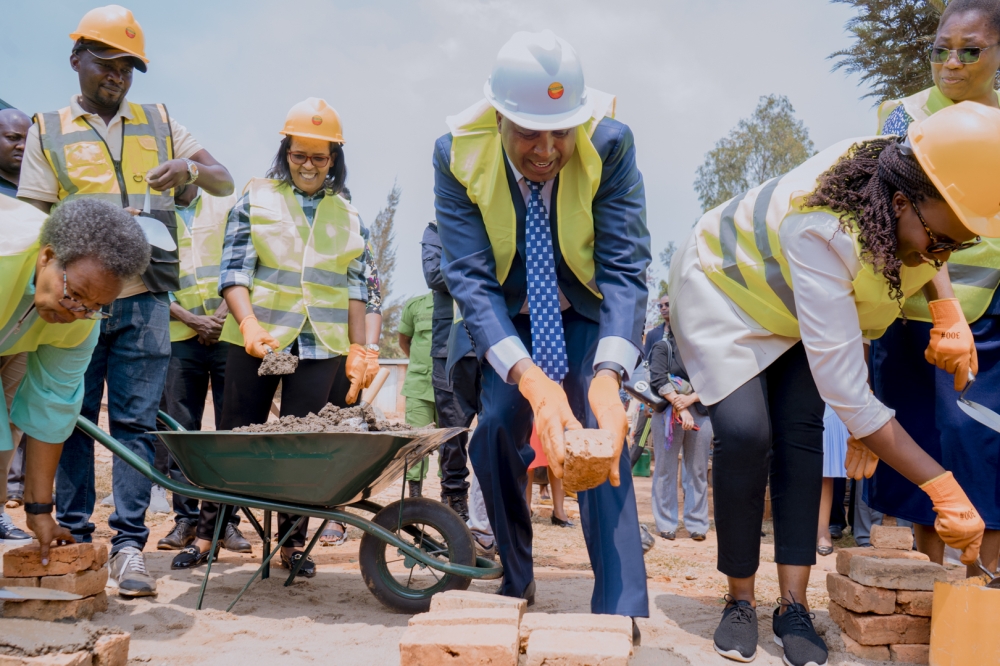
[[433, 117, 650, 363]]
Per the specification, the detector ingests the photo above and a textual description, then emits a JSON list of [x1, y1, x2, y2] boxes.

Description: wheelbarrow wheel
[[359, 498, 475, 613]]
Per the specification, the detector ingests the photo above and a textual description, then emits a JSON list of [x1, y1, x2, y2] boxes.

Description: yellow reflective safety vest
[[219, 179, 365, 354], [445, 90, 618, 297], [170, 193, 238, 342], [878, 86, 1000, 323], [35, 101, 179, 293], [696, 138, 938, 340], [0, 196, 95, 356]]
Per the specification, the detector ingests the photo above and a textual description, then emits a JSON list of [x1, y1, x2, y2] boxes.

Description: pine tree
[[369, 181, 404, 358]]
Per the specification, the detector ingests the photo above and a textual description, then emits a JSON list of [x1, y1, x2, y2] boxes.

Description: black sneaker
[[222, 523, 252, 553], [0, 513, 32, 544], [772, 597, 828, 666], [408, 480, 422, 498], [714, 595, 758, 662], [158, 520, 196, 550]]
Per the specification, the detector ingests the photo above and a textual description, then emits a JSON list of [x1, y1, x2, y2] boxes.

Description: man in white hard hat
[[434, 30, 651, 633]]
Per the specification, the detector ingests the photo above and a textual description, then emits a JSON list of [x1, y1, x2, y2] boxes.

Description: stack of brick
[[826, 525, 947, 664], [0, 618, 130, 666], [399, 589, 633, 665], [2, 543, 109, 621]]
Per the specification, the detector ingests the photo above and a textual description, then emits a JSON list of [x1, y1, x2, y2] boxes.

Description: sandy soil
[[1, 406, 966, 665]]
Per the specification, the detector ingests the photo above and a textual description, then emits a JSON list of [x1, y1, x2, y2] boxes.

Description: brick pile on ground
[[2, 543, 109, 621], [0, 618, 129, 666], [399, 589, 633, 665], [826, 525, 946, 664]]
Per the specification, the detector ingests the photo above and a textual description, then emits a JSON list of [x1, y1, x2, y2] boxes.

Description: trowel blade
[[0, 586, 83, 601], [135, 215, 177, 251], [957, 398, 1000, 434]]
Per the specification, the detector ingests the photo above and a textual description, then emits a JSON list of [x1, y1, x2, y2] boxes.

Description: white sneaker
[[108, 546, 157, 597], [149, 485, 171, 514], [100, 492, 115, 507]]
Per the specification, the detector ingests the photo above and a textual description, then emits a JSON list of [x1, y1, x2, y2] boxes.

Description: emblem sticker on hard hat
[[312, 116, 323, 126], [548, 82, 564, 99], [125, 27, 135, 38]]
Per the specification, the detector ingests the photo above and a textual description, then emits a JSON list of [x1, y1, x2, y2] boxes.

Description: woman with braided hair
[[669, 102, 1000, 666], [868, 0, 1000, 580]]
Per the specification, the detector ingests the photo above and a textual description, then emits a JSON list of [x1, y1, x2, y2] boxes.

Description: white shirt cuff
[[485, 336, 530, 384], [594, 336, 641, 378]]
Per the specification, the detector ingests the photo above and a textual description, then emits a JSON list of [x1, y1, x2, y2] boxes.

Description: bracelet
[[24, 502, 54, 515]]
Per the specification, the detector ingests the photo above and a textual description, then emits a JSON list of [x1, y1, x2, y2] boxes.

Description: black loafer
[[817, 545, 834, 556], [496, 579, 535, 606], [550, 515, 575, 528], [280, 550, 316, 578], [171, 545, 214, 570]]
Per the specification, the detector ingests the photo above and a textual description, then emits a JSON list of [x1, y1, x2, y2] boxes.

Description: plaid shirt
[[219, 185, 379, 359]]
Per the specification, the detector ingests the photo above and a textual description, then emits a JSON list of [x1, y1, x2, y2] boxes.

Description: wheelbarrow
[[75, 414, 502, 614]]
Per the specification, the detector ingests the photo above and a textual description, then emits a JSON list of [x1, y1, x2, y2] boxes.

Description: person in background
[[631, 295, 670, 456], [155, 184, 246, 553], [17, 5, 234, 598], [648, 320, 712, 542], [867, 0, 1000, 578], [525, 427, 574, 527], [0, 108, 30, 198], [398, 292, 437, 497], [817, 405, 849, 556]]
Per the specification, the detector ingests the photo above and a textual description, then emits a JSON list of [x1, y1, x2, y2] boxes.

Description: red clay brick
[[0, 576, 38, 588], [849, 556, 948, 592], [430, 590, 527, 620], [92, 633, 130, 666], [1, 591, 108, 622], [829, 600, 930, 646], [870, 525, 914, 551], [840, 631, 890, 661], [39, 568, 108, 598], [3, 544, 99, 578], [826, 573, 895, 614], [525, 629, 631, 666], [890, 643, 930, 663], [399, 623, 517, 665], [836, 548, 929, 576], [562, 430, 615, 493], [895, 590, 933, 617], [519, 613, 633, 654]]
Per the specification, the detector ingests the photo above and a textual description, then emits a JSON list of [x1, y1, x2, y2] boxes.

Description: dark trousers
[[327, 360, 352, 408], [196, 343, 342, 546], [432, 356, 481, 498], [470, 310, 649, 616], [157, 337, 230, 525], [707, 342, 825, 579]]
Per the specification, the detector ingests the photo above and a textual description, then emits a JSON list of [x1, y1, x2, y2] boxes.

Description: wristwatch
[[365, 343, 380, 353], [24, 502, 54, 515], [594, 361, 625, 386], [182, 158, 199, 185]]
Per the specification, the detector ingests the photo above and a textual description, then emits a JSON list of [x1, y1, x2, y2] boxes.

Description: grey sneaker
[[100, 492, 115, 507], [0, 512, 32, 544], [108, 546, 157, 597], [714, 595, 758, 662], [639, 523, 656, 553], [772, 597, 828, 666], [148, 485, 171, 514]]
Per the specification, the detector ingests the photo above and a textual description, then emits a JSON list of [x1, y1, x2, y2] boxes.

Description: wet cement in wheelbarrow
[[232, 403, 416, 433], [258, 351, 299, 376]]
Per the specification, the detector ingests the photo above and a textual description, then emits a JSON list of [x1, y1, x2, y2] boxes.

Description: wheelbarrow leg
[[226, 515, 305, 613], [239, 507, 268, 580], [285, 519, 327, 586], [262, 510, 272, 580], [196, 509, 227, 610]]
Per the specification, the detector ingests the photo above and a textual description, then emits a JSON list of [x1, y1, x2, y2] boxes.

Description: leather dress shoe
[[550, 515, 575, 528], [223, 523, 252, 553], [496, 579, 535, 606], [158, 520, 196, 550]]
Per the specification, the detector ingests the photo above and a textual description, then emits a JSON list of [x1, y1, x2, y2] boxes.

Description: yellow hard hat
[[909, 102, 1000, 238], [279, 98, 344, 144], [69, 5, 148, 72]]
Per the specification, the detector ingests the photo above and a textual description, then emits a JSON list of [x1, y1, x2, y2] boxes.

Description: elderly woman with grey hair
[[0, 196, 148, 561]]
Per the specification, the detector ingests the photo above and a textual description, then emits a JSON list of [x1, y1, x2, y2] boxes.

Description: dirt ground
[[0, 405, 966, 665]]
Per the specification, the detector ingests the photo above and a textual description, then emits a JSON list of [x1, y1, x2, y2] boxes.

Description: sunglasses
[[929, 44, 999, 65], [60, 272, 109, 320], [910, 199, 981, 262], [288, 152, 332, 168]]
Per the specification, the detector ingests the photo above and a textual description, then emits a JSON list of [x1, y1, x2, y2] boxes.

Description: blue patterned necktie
[[524, 179, 568, 383]]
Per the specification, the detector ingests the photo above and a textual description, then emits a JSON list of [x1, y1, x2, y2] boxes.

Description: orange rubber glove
[[845, 436, 879, 480], [921, 471, 985, 565], [344, 344, 368, 404], [518, 365, 581, 478], [925, 298, 978, 391], [363, 346, 380, 387], [588, 374, 629, 487], [239, 315, 280, 359]]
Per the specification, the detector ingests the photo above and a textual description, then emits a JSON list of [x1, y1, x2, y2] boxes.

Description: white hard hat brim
[[484, 81, 594, 131]]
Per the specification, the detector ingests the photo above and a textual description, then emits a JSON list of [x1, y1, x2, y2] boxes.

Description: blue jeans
[[55, 292, 171, 554]]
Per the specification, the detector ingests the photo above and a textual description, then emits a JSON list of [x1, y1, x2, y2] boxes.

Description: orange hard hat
[[909, 102, 1000, 238], [69, 5, 148, 71], [279, 98, 344, 144]]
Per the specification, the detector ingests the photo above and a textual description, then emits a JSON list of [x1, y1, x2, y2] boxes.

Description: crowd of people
[[3, 3, 1000, 666]]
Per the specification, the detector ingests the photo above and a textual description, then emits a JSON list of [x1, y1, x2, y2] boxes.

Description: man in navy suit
[[433, 30, 651, 632]]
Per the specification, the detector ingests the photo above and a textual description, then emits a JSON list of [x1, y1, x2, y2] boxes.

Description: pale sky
[[1, 0, 880, 302]]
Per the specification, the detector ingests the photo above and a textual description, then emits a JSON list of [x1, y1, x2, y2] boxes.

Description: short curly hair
[[40, 199, 150, 279]]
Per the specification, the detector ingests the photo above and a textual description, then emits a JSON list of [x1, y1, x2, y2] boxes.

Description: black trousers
[[327, 360, 352, 408], [707, 342, 825, 579], [432, 356, 481, 497], [196, 343, 342, 546]]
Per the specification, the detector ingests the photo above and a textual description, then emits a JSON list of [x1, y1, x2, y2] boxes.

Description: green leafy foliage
[[369, 181, 404, 358]]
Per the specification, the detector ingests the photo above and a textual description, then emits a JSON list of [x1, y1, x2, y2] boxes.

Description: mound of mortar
[[232, 403, 417, 433]]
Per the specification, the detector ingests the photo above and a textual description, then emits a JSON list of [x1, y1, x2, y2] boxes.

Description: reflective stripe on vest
[[878, 86, 1000, 323], [0, 196, 94, 355], [218, 179, 364, 354], [446, 90, 617, 297], [170, 192, 237, 342], [696, 138, 939, 340]]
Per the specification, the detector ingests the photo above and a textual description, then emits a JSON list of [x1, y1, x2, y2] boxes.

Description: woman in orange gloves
[[170, 98, 373, 577], [670, 103, 995, 666], [868, 0, 1000, 579]]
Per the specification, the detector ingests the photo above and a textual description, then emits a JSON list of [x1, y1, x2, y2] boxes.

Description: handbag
[[622, 361, 669, 413]]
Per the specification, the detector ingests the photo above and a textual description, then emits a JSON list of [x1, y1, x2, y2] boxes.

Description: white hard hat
[[484, 30, 593, 131]]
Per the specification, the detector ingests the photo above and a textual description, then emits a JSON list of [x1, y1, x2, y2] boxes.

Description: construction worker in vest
[[670, 103, 998, 665], [0, 197, 149, 565], [16, 4, 234, 598], [868, 0, 1000, 582], [174, 97, 375, 578], [155, 184, 248, 555], [435, 30, 651, 636]]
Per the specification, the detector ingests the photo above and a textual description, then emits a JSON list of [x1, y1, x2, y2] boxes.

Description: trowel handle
[[961, 370, 976, 399], [360, 367, 390, 408]]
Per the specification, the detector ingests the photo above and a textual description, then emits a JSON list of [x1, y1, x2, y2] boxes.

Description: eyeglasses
[[910, 199, 981, 260], [929, 44, 999, 65], [60, 272, 109, 320], [287, 152, 332, 168]]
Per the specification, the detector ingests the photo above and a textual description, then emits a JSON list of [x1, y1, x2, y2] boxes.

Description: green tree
[[694, 95, 815, 212], [369, 181, 404, 358], [829, 0, 946, 104]]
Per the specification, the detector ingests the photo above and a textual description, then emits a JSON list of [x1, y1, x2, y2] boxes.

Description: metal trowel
[[956, 372, 1000, 434], [974, 558, 1000, 589], [133, 184, 177, 251], [0, 586, 83, 601]]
